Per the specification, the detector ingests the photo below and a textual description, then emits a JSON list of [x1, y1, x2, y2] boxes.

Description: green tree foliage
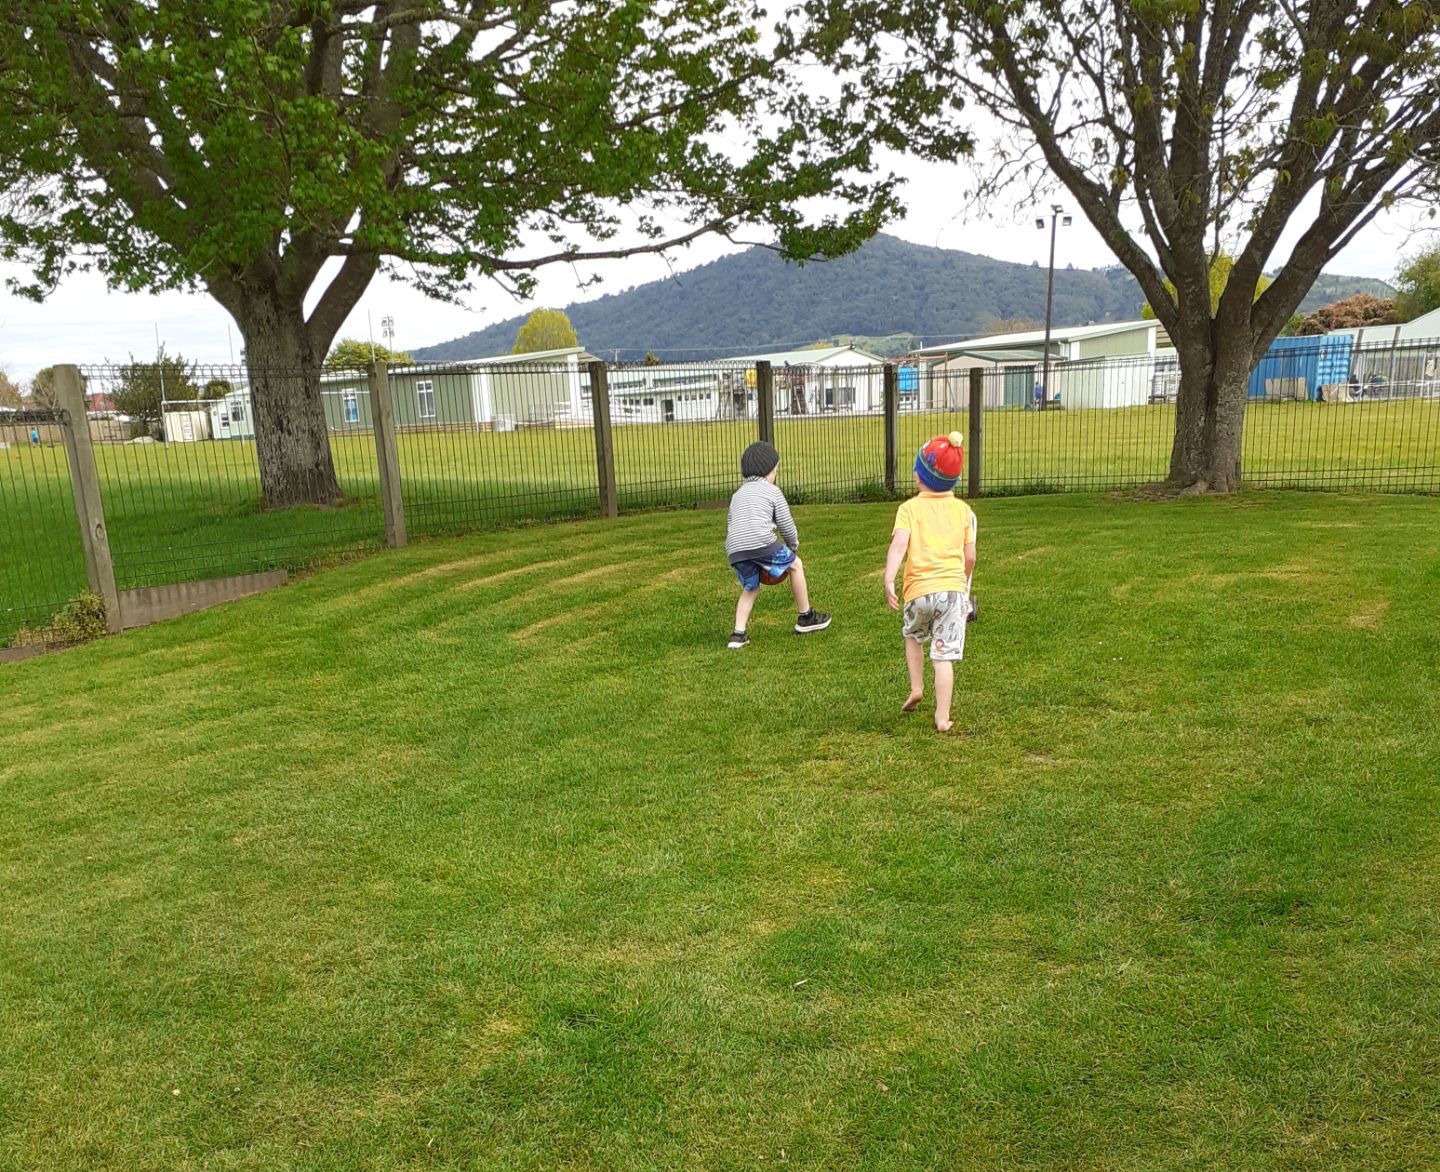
[[1295, 294, 1402, 335], [642, 351, 662, 366], [202, 379, 235, 401], [512, 310, 580, 355], [0, 4, 933, 507], [1393, 246, 1440, 320], [0, 367, 21, 409], [110, 348, 200, 435], [848, 0, 1440, 491], [1140, 256, 1273, 320], [325, 339, 414, 371]]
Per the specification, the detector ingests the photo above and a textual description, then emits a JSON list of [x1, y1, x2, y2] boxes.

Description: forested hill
[[414, 234, 1394, 362]]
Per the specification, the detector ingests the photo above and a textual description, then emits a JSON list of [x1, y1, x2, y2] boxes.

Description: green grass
[[4, 399, 1439, 642], [3, 492, 1439, 1170]]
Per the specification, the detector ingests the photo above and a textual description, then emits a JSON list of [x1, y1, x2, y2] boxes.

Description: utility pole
[[1036, 205, 1072, 410]]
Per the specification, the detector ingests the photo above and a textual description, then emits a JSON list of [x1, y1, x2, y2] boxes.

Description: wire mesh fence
[[79, 364, 383, 592], [5, 337, 1439, 648], [769, 364, 888, 501], [608, 363, 762, 508], [0, 410, 88, 644], [907, 358, 1177, 493], [392, 360, 599, 536], [1240, 336, 1440, 491]]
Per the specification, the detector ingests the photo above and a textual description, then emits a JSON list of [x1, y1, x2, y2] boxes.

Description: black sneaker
[[794, 609, 832, 634], [726, 630, 749, 649]]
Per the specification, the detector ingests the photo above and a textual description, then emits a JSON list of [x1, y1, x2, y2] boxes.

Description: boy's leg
[[933, 660, 954, 732], [902, 637, 925, 712], [786, 556, 811, 613], [734, 586, 761, 633]]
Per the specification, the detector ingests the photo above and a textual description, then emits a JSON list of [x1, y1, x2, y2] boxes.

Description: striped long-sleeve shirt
[[725, 477, 799, 564]]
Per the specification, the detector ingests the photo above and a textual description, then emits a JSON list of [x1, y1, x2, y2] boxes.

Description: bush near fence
[[3, 339, 1439, 646]]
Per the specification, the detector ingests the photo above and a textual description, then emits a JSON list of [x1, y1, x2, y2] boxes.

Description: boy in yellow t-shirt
[[882, 432, 977, 733]]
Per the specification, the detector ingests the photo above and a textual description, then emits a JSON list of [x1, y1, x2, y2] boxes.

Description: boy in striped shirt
[[725, 441, 832, 649]]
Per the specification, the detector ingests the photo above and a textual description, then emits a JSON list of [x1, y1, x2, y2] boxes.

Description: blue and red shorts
[[732, 545, 797, 591]]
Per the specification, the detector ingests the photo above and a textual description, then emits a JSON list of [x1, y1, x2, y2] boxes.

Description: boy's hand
[[884, 581, 900, 611]]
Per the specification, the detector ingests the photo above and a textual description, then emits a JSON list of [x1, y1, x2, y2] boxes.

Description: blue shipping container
[[1248, 335, 1354, 400]]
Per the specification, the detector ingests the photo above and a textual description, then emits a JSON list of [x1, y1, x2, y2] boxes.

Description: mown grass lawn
[[5, 397, 1439, 643], [3, 492, 1438, 1170]]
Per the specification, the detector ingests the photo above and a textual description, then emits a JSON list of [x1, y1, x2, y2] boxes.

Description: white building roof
[[318, 346, 588, 386], [914, 319, 1157, 358], [724, 344, 885, 366]]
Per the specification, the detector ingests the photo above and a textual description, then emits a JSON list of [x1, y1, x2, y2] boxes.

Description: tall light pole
[[1035, 205, 1072, 410], [381, 315, 395, 354]]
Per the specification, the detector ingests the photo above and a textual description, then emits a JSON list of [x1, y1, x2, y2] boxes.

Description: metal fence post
[[589, 361, 618, 518], [755, 361, 775, 445], [55, 364, 122, 632], [968, 366, 984, 499], [883, 364, 899, 496], [368, 359, 407, 548]]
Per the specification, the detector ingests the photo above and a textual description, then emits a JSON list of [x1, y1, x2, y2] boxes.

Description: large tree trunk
[[234, 285, 343, 509], [1168, 321, 1254, 494]]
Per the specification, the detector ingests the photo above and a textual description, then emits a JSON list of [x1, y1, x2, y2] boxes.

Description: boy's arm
[[964, 511, 978, 583], [773, 489, 800, 550], [883, 529, 910, 611]]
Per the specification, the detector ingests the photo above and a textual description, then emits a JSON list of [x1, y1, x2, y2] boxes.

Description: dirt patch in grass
[[1347, 600, 1390, 630]]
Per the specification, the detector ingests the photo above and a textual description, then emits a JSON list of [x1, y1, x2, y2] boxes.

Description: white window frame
[[342, 391, 359, 424], [416, 380, 437, 420]]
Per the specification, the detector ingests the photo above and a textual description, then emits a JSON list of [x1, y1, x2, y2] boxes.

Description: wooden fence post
[[883, 364, 899, 496], [968, 366, 984, 499], [589, 361, 618, 518], [755, 361, 775, 445], [368, 360, 407, 548], [55, 364, 122, 632]]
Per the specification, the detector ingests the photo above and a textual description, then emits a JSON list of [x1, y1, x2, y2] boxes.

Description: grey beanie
[[740, 441, 780, 479]]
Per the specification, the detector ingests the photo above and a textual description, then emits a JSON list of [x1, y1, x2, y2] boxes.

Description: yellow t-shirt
[[894, 492, 976, 603]]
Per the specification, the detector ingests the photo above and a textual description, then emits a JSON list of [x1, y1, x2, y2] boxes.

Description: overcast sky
[[0, 153, 1429, 383]]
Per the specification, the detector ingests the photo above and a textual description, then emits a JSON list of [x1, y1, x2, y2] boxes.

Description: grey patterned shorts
[[902, 591, 969, 661]]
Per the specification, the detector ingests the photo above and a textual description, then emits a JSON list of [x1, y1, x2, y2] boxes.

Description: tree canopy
[[1295, 294, 1401, 336], [25, 366, 76, 413], [512, 310, 579, 355], [0, 367, 22, 409], [0, 2, 938, 505], [110, 347, 201, 432], [1393, 246, 1440, 321], [842, 0, 1440, 491], [325, 339, 415, 371], [1140, 256, 1272, 321]]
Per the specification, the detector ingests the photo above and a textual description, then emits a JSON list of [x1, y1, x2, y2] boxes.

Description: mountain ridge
[[413, 234, 1396, 363]]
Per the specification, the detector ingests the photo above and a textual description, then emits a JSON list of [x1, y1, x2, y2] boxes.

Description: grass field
[[3, 492, 1439, 1169], [4, 398, 1439, 642]]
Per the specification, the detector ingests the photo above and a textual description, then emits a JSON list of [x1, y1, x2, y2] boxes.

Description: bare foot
[[901, 692, 924, 713], [935, 719, 954, 734]]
